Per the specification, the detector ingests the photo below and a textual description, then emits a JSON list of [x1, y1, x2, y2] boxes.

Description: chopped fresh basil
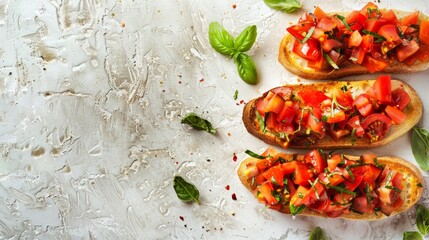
[[298, 191, 304, 199], [336, 15, 351, 31], [321, 115, 328, 122], [309, 226, 328, 240], [326, 184, 356, 196], [255, 111, 266, 133], [323, 51, 339, 69], [349, 57, 358, 62], [271, 176, 280, 186], [290, 204, 306, 216], [233, 90, 238, 100], [350, 128, 357, 146], [346, 166, 354, 181], [364, 183, 372, 207], [367, 8, 381, 19], [416, 204, 429, 236], [245, 149, 268, 159], [411, 127, 429, 171], [385, 185, 402, 193], [417, 183, 423, 187], [181, 113, 216, 135], [341, 85, 348, 93], [362, 29, 386, 43], [283, 178, 289, 188], [173, 176, 201, 204], [373, 157, 385, 169], [301, 26, 315, 44]]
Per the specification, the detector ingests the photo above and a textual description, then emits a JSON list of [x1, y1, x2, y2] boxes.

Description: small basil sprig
[[173, 176, 200, 204], [181, 112, 216, 135], [411, 127, 429, 171], [309, 226, 328, 240], [263, 0, 302, 13], [209, 22, 258, 85], [416, 204, 429, 236], [403, 231, 423, 240]]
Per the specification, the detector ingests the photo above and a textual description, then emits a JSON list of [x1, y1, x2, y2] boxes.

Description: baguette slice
[[238, 151, 424, 220], [243, 80, 422, 149], [278, 10, 429, 80]]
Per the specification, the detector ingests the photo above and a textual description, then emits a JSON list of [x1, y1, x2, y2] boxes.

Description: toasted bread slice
[[278, 10, 429, 80], [238, 151, 424, 220], [242, 80, 422, 149]]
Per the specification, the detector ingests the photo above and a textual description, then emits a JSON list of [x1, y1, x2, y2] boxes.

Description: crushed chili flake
[[232, 4, 237, 9], [178, 81, 182, 84], [232, 153, 237, 162], [225, 185, 230, 190], [232, 193, 237, 200], [199, 78, 204, 82], [240, 100, 244, 104], [179, 216, 184, 221]]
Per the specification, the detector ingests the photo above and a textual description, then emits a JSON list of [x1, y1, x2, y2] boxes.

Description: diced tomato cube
[[385, 105, 406, 124]]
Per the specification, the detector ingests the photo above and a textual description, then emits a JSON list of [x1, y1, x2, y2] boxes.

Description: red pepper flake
[[232, 153, 237, 162], [232, 193, 237, 200], [179, 216, 184, 221], [240, 100, 244, 104], [199, 78, 204, 82], [225, 185, 230, 190], [236, 103, 240, 106], [175, 161, 179, 165], [178, 81, 182, 84], [232, 4, 237, 9]]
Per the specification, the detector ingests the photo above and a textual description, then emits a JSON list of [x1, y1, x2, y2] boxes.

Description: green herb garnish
[[301, 26, 315, 44], [411, 127, 429, 171], [173, 176, 200, 204], [209, 22, 258, 84], [181, 113, 216, 134], [416, 204, 429, 236], [290, 204, 306, 216], [362, 29, 386, 43], [309, 226, 328, 240], [336, 15, 351, 31], [245, 149, 268, 159], [326, 185, 356, 196], [233, 90, 238, 100], [255, 111, 266, 133], [323, 51, 339, 69], [263, 0, 302, 13], [403, 231, 423, 240]]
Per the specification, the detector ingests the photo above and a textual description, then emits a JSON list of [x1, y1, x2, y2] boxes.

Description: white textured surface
[[0, 0, 429, 239]]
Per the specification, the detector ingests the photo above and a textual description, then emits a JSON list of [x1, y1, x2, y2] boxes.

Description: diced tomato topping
[[364, 19, 387, 32], [321, 39, 342, 52], [400, 11, 419, 26], [385, 105, 406, 124], [362, 55, 388, 73], [344, 174, 364, 192], [380, 10, 399, 25], [346, 11, 367, 31], [349, 30, 363, 47], [258, 182, 278, 205], [361, 113, 392, 142], [263, 165, 286, 187], [287, 22, 315, 41], [304, 150, 326, 175], [378, 24, 400, 42], [292, 38, 321, 61], [290, 185, 311, 207], [314, 6, 328, 20], [372, 75, 391, 103], [264, 93, 285, 114], [327, 154, 342, 171], [353, 94, 374, 117], [359, 2, 378, 17], [293, 162, 313, 187], [391, 88, 411, 111], [298, 89, 327, 108], [346, 115, 365, 137], [281, 161, 296, 174], [396, 40, 420, 62], [420, 21, 429, 46], [317, 17, 337, 32], [352, 195, 376, 214]]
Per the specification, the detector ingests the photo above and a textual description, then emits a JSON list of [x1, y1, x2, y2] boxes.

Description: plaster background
[[0, 0, 428, 239]]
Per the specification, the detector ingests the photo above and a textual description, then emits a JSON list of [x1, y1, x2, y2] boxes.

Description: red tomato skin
[[391, 88, 411, 111], [419, 21, 429, 46], [385, 105, 406, 124], [396, 40, 420, 62], [378, 24, 401, 42], [298, 89, 328, 108], [373, 75, 392, 104], [304, 150, 326, 175]]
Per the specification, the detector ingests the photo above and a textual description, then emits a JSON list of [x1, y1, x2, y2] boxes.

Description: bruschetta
[[242, 75, 422, 149], [238, 147, 424, 220], [278, 3, 429, 79]]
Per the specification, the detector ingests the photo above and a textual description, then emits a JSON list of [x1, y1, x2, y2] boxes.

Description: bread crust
[[278, 10, 429, 80], [237, 153, 424, 220], [242, 80, 422, 149]]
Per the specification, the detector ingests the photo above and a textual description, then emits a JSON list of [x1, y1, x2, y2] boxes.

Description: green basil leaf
[[208, 22, 236, 56], [181, 112, 216, 135], [245, 149, 267, 159], [416, 204, 429, 236], [235, 53, 257, 85], [263, 0, 302, 13], [234, 25, 257, 52], [336, 15, 351, 31], [309, 226, 328, 240], [403, 231, 423, 240], [290, 204, 306, 216], [411, 127, 429, 171], [173, 176, 200, 204], [323, 51, 339, 70], [233, 90, 239, 100]]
